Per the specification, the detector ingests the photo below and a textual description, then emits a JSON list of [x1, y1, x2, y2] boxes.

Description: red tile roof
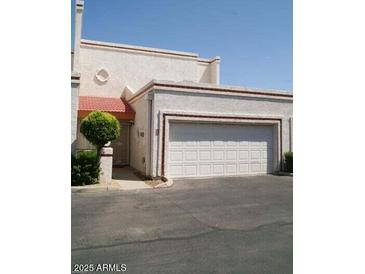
[[78, 96, 135, 113]]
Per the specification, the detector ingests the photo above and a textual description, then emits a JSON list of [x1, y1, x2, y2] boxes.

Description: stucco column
[[71, 74, 80, 154], [71, 0, 84, 153], [73, 0, 84, 73], [289, 117, 293, 152], [99, 147, 113, 184]]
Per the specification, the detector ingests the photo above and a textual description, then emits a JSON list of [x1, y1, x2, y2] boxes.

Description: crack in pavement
[[72, 220, 292, 252], [72, 192, 292, 252], [156, 192, 292, 235]]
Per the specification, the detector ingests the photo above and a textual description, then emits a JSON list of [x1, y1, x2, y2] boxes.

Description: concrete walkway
[[112, 167, 152, 190], [71, 167, 152, 193]]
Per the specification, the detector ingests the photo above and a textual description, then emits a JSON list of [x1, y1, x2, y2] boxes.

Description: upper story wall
[[78, 40, 220, 98]]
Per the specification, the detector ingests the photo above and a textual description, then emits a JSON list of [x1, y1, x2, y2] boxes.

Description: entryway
[[110, 121, 131, 167]]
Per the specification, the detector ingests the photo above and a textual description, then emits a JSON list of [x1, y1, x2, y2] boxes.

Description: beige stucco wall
[[210, 60, 220, 85], [129, 97, 149, 173], [196, 63, 211, 83], [78, 40, 218, 98], [149, 90, 293, 177]]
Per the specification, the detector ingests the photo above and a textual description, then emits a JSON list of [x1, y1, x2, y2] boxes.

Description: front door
[[110, 121, 130, 166]]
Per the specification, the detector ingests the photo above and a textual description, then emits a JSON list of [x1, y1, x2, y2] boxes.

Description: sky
[[71, 0, 292, 91]]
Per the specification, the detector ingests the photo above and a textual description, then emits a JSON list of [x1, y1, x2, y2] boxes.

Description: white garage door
[[167, 122, 274, 178]]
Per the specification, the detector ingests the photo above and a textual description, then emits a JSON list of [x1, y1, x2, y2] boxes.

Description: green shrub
[[71, 151, 100, 186], [284, 151, 293, 173], [80, 111, 120, 149]]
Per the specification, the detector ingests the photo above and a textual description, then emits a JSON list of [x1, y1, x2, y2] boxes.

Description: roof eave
[[127, 80, 293, 104]]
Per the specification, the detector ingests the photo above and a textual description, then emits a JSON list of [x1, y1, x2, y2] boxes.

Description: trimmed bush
[[284, 151, 293, 173], [80, 111, 120, 149], [71, 151, 100, 186]]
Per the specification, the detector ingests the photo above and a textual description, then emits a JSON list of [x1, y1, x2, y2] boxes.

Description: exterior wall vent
[[95, 68, 110, 83]]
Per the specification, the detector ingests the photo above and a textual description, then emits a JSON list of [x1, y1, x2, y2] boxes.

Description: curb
[[71, 184, 121, 193], [273, 171, 293, 177], [153, 178, 174, 188], [71, 178, 174, 192]]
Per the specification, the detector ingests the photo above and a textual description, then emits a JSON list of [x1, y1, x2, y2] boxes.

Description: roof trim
[[197, 57, 220, 64], [127, 80, 293, 104], [81, 39, 199, 59]]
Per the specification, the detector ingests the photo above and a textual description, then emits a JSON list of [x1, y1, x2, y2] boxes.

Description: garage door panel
[[213, 140, 225, 147], [184, 141, 197, 147], [261, 163, 270, 172], [168, 123, 274, 178], [238, 163, 249, 173], [184, 165, 198, 176], [199, 141, 211, 147], [226, 163, 237, 174], [184, 150, 198, 161], [169, 164, 183, 177], [199, 150, 211, 160], [213, 150, 225, 160], [199, 164, 211, 175], [226, 150, 237, 160], [250, 162, 262, 173], [250, 150, 261, 161], [239, 141, 249, 147], [250, 141, 262, 147], [213, 164, 224, 175], [170, 141, 183, 147], [227, 141, 238, 147], [170, 150, 183, 161], [239, 150, 249, 160]]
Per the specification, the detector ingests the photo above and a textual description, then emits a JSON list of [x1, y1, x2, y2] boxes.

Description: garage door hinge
[[155, 129, 159, 136]]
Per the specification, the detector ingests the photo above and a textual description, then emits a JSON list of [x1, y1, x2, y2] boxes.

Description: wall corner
[[210, 56, 220, 85]]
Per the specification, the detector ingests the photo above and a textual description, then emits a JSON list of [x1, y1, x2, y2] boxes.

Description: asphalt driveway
[[72, 175, 292, 274]]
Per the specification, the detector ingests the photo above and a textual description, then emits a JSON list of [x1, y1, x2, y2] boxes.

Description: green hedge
[[71, 151, 100, 186], [284, 151, 293, 173]]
